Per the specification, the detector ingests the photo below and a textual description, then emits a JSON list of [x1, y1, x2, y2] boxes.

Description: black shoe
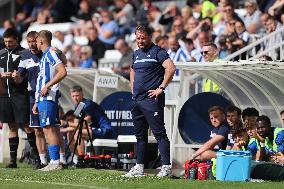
[[61, 163, 68, 169], [34, 162, 47, 169], [76, 156, 85, 168], [6, 162, 17, 168]]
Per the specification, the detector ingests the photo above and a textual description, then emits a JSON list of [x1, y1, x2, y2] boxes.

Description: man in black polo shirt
[[0, 28, 39, 168], [192, 106, 230, 161], [123, 25, 176, 177]]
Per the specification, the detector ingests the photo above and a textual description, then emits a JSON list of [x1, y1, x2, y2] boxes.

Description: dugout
[[170, 60, 284, 168]]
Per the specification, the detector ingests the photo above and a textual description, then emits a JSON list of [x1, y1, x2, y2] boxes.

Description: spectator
[[0, 20, 16, 49], [53, 31, 74, 60], [181, 37, 199, 61], [158, 2, 181, 33], [235, 19, 250, 44], [112, 38, 133, 80], [196, 31, 211, 51], [222, 2, 241, 23], [226, 32, 246, 58], [155, 35, 169, 50], [223, 18, 237, 36], [114, 0, 135, 36], [78, 45, 96, 68], [265, 15, 283, 59], [75, 0, 93, 21], [147, 8, 164, 37], [0, 20, 16, 37], [191, 106, 230, 161], [32, 9, 52, 25], [169, 17, 187, 40], [185, 17, 200, 40], [93, 10, 119, 49], [68, 44, 81, 67], [218, 35, 229, 59], [181, 6, 193, 29], [167, 35, 188, 62], [265, 15, 283, 34], [86, 27, 106, 64], [259, 12, 270, 35], [243, 0, 262, 34], [136, 0, 159, 25], [200, 0, 221, 24]]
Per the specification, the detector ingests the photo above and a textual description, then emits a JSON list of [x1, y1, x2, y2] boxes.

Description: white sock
[[39, 154, 47, 165], [60, 153, 66, 164], [136, 164, 144, 169], [52, 159, 60, 165], [73, 154, 78, 164]]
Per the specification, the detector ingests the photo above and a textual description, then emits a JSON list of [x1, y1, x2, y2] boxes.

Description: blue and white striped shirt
[[167, 47, 189, 62], [36, 46, 62, 102]]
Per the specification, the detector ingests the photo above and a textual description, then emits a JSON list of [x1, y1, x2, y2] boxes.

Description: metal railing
[[224, 27, 284, 61], [249, 40, 284, 60]]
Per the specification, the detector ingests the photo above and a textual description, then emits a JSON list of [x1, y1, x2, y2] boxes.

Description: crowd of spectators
[[0, 0, 283, 79]]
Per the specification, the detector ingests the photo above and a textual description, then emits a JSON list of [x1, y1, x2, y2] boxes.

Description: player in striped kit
[[32, 30, 67, 171]]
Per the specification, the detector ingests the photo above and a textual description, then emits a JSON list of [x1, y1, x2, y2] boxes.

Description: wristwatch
[[159, 86, 165, 91]]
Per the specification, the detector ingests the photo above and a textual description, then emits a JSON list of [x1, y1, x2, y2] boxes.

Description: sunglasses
[[201, 50, 209, 55]]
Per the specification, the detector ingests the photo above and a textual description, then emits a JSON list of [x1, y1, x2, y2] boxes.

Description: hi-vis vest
[[262, 128, 284, 154], [202, 59, 222, 93], [202, 79, 221, 93]]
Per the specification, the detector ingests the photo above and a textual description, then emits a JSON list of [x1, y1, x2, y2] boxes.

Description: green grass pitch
[[0, 163, 283, 189]]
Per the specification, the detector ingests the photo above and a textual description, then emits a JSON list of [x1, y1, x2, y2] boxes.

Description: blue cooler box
[[216, 150, 251, 181]]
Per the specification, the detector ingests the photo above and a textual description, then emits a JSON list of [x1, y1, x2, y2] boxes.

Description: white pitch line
[[0, 178, 110, 189]]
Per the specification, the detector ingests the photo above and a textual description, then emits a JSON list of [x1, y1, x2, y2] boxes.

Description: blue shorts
[[29, 93, 40, 127], [37, 100, 58, 128]]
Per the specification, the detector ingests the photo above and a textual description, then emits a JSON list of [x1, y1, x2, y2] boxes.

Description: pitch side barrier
[[170, 60, 284, 167]]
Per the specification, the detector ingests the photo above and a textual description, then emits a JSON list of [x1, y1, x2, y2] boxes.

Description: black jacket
[[0, 46, 28, 97]]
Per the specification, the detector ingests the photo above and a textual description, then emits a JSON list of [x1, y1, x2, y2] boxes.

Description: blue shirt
[[79, 57, 94, 68], [81, 98, 112, 138], [18, 50, 41, 92], [274, 128, 284, 153], [210, 122, 230, 150], [36, 46, 62, 102], [248, 138, 258, 157], [98, 21, 119, 45], [132, 43, 169, 100]]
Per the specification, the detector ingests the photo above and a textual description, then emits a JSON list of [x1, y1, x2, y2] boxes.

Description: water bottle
[[86, 141, 92, 156], [189, 167, 196, 180], [206, 161, 214, 180]]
